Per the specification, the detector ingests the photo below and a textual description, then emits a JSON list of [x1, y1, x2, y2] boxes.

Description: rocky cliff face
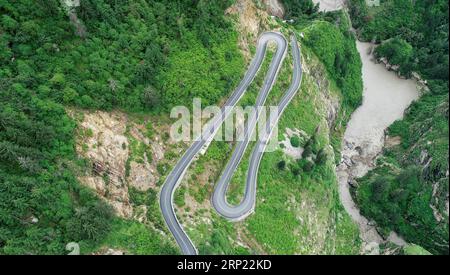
[[263, 0, 285, 18], [226, 0, 271, 61], [70, 109, 186, 222], [75, 111, 132, 218]]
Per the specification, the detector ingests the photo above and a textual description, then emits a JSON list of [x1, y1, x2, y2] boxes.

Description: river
[[311, 0, 420, 253], [312, 0, 344, 12], [337, 41, 419, 252]]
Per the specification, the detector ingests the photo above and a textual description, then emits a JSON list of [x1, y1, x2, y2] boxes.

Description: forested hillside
[[0, 0, 242, 254], [348, 0, 449, 255]]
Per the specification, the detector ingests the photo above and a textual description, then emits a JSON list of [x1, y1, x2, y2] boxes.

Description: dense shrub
[[356, 166, 448, 254], [282, 0, 319, 20], [302, 19, 363, 108], [375, 38, 414, 75], [1, 0, 243, 112], [315, 148, 328, 165], [66, 201, 113, 242], [277, 160, 287, 170], [290, 136, 301, 148]]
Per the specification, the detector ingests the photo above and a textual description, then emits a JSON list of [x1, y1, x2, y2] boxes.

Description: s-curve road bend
[[212, 35, 302, 220], [159, 32, 302, 255]]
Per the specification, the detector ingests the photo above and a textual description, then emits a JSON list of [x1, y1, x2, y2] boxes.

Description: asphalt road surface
[[159, 32, 302, 255]]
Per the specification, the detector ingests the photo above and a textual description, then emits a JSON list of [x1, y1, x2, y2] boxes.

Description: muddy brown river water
[[310, 0, 420, 252], [312, 0, 344, 12], [337, 41, 419, 252]]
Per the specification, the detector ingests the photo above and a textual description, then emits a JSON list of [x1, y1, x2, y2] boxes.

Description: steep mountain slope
[[1, 0, 366, 255], [171, 1, 364, 255]]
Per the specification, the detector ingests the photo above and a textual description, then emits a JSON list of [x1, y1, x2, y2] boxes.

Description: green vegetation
[[98, 219, 178, 255], [129, 186, 151, 207], [290, 136, 301, 148], [403, 244, 432, 255], [0, 81, 114, 254], [277, 160, 286, 170], [348, 0, 449, 255], [0, 0, 242, 254], [347, 0, 369, 30], [375, 38, 414, 75], [243, 49, 361, 252], [282, 0, 319, 21], [287, 9, 363, 163], [226, 45, 293, 205], [348, 0, 449, 80], [197, 218, 250, 255], [355, 91, 449, 255], [0, 0, 243, 112], [157, 32, 244, 110], [356, 167, 442, 249], [174, 187, 187, 208], [301, 15, 363, 109], [128, 185, 167, 233]]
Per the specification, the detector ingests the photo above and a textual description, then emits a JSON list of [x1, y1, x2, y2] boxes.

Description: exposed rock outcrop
[[226, 0, 271, 60], [70, 110, 178, 219], [263, 0, 285, 18], [75, 111, 133, 218], [62, 0, 87, 38]]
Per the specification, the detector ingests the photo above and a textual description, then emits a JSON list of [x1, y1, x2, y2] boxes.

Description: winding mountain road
[[212, 35, 302, 220], [159, 32, 303, 255]]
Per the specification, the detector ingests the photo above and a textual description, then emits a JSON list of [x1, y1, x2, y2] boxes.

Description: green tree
[[375, 38, 414, 75], [283, 0, 319, 20], [277, 160, 286, 170], [290, 136, 301, 148], [141, 85, 161, 110], [66, 201, 113, 242], [315, 148, 328, 165]]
